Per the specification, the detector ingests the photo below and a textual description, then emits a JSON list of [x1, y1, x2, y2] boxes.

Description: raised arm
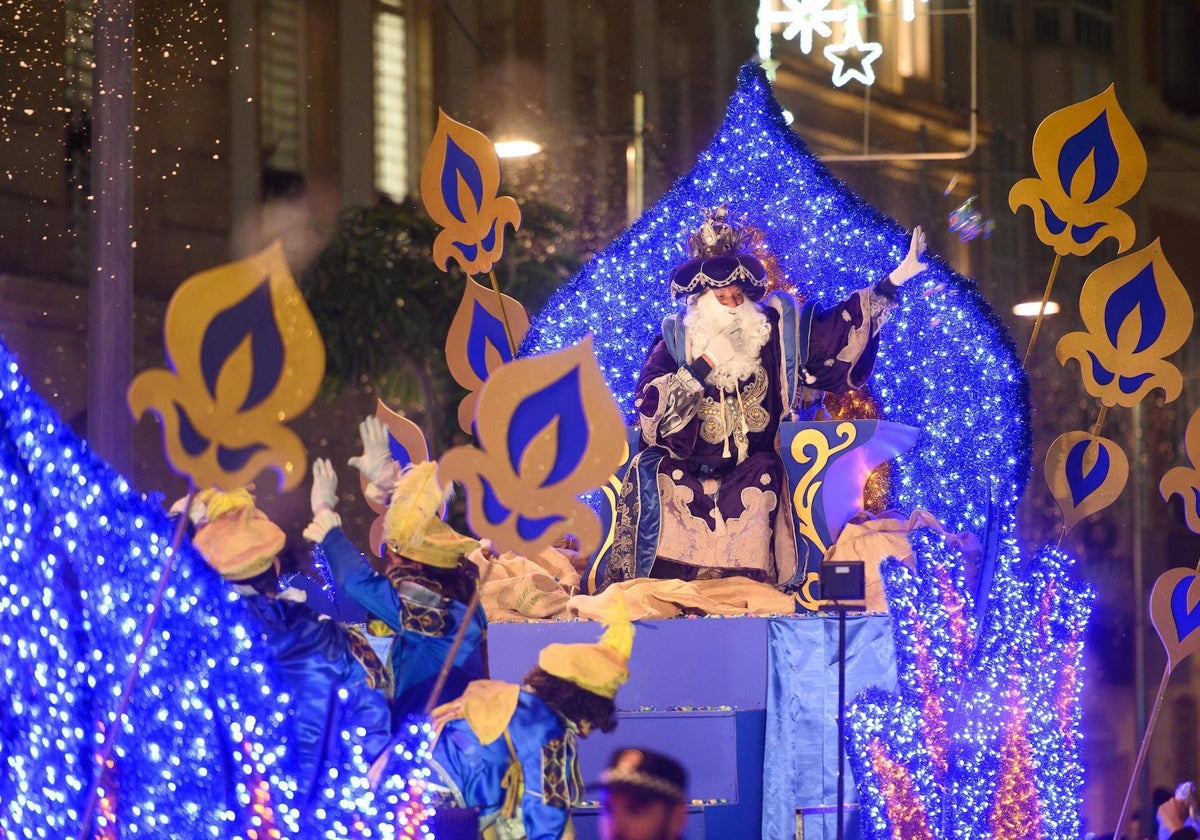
[[799, 226, 927, 394], [302, 456, 401, 621]]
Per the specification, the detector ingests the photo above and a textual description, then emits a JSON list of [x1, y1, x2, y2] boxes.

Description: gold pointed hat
[[192, 487, 285, 581], [382, 461, 479, 569], [538, 596, 634, 699]]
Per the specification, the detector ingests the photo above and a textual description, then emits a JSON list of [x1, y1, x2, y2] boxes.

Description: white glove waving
[[700, 332, 738, 368], [348, 416, 393, 483], [888, 226, 928, 287], [310, 457, 338, 516]]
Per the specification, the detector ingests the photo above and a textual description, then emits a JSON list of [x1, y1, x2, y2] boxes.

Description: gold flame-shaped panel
[[128, 242, 324, 491], [1056, 240, 1192, 408], [438, 336, 626, 559], [445, 277, 530, 434], [1008, 85, 1146, 257], [420, 109, 522, 276]]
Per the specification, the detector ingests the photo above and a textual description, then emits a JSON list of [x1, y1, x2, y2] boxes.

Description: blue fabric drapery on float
[[765, 615, 896, 840]]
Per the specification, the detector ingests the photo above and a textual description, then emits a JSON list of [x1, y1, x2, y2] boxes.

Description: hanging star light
[[521, 61, 1030, 543], [762, 0, 840, 55], [823, 4, 884, 88]]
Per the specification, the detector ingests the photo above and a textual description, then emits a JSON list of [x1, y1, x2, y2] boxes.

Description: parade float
[[5, 58, 1200, 840]]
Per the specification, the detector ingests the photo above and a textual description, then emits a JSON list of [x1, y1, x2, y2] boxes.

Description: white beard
[[684, 290, 771, 391]]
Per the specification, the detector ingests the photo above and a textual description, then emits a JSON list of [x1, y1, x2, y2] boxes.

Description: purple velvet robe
[[605, 285, 895, 588]]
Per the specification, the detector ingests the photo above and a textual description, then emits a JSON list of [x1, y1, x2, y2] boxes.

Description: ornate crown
[[670, 205, 769, 300], [686, 205, 756, 258]]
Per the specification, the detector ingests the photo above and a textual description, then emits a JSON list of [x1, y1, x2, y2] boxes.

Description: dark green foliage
[[300, 195, 581, 453]]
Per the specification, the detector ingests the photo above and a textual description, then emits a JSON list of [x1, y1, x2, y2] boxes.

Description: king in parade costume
[[605, 207, 927, 589]]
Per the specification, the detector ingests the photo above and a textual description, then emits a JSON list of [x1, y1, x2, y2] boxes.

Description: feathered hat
[[382, 461, 479, 569], [537, 597, 634, 699], [191, 487, 285, 581], [668, 205, 768, 301]]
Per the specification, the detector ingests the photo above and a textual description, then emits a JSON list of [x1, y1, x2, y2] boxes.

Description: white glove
[[310, 457, 338, 516], [348, 417, 393, 483], [700, 332, 738, 368], [888, 226, 928, 287]]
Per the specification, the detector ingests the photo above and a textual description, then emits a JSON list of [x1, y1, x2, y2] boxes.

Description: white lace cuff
[[302, 508, 342, 543]]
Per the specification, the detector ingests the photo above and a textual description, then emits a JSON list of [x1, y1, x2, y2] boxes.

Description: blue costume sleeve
[[321, 527, 402, 622], [521, 793, 570, 840], [245, 596, 392, 802]]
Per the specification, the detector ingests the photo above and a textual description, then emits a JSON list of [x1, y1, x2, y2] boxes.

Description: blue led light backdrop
[[1, 333, 441, 836], [0, 336, 300, 837], [522, 62, 1030, 538]]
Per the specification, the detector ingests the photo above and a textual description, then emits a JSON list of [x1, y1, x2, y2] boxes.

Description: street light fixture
[[1012, 300, 1060, 317], [493, 139, 542, 159]]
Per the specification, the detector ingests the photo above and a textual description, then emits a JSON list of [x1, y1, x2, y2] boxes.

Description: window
[[1033, 5, 1061, 45], [259, 0, 305, 198], [1073, 0, 1113, 54], [1162, 0, 1200, 113], [892, 2, 932, 81], [984, 0, 1016, 40], [374, 0, 409, 200]]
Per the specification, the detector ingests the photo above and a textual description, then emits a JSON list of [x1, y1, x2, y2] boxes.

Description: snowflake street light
[[763, 0, 840, 55]]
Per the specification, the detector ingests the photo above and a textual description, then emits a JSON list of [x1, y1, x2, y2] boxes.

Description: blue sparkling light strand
[[0, 337, 301, 837], [845, 531, 1092, 840], [0, 334, 440, 838], [0, 399, 93, 836], [521, 61, 1030, 541]]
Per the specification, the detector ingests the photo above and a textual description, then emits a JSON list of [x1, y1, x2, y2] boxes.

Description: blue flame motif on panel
[[507, 367, 588, 486], [1171, 577, 1200, 641], [521, 61, 1029, 538], [1058, 112, 1119, 205], [199, 278, 284, 411], [1104, 264, 1165, 354], [442, 137, 484, 226], [468, 299, 515, 380], [1065, 437, 1110, 507]]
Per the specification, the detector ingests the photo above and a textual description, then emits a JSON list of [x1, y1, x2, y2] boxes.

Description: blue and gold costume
[[420, 604, 634, 839], [239, 587, 393, 800], [320, 526, 487, 721], [429, 681, 581, 840]]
